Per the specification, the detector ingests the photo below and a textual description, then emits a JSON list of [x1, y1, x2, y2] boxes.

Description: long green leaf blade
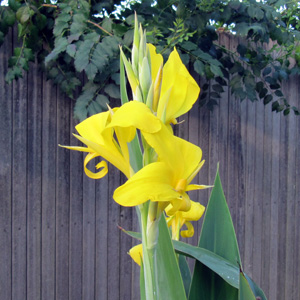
[[189, 167, 241, 300], [178, 255, 191, 297], [174, 240, 239, 289], [239, 271, 256, 300], [155, 216, 187, 300]]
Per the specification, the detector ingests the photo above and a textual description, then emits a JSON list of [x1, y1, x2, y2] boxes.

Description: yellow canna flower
[[148, 44, 200, 125], [129, 244, 143, 266], [60, 103, 161, 179], [109, 101, 210, 212], [166, 200, 205, 240]]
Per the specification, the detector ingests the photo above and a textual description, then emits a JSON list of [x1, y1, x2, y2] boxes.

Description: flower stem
[[140, 201, 162, 300]]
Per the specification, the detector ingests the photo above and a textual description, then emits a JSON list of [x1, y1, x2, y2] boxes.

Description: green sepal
[[120, 53, 129, 105]]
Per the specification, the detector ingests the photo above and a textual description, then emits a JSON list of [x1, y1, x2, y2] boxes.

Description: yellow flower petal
[[73, 133, 130, 178], [166, 200, 205, 239], [108, 101, 161, 133], [147, 43, 163, 82], [113, 162, 179, 207], [180, 201, 205, 221], [64, 110, 132, 178], [186, 184, 213, 191], [157, 48, 200, 124], [129, 244, 143, 266], [142, 123, 203, 180], [83, 153, 108, 179], [181, 222, 194, 238]]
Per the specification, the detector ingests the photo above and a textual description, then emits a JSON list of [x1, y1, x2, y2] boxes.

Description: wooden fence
[[0, 29, 299, 300]]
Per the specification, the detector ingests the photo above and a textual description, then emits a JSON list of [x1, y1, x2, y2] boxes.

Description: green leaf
[[179, 255, 191, 298], [23, 48, 34, 61], [193, 60, 205, 76], [104, 83, 120, 99], [16, 6, 33, 24], [182, 41, 198, 51], [212, 84, 224, 93], [155, 216, 187, 300], [73, 82, 102, 121], [210, 64, 223, 77], [244, 274, 268, 300], [85, 63, 98, 81], [239, 271, 256, 300], [66, 44, 77, 58], [189, 167, 241, 300], [54, 20, 70, 37], [74, 39, 95, 72], [263, 94, 273, 105], [140, 261, 146, 300], [120, 55, 129, 105], [45, 37, 69, 63], [9, 0, 22, 12], [174, 241, 239, 289], [70, 13, 88, 35], [3, 9, 16, 26]]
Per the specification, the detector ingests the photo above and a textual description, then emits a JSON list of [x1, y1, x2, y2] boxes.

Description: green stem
[[139, 201, 162, 300], [140, 203, 155, 300]]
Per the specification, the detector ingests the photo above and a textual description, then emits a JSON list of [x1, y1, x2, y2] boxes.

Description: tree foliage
[[0, 0, 299, 120]]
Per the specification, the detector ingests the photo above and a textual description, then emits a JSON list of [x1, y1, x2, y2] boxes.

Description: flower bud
[[139, 56, 152, 102]]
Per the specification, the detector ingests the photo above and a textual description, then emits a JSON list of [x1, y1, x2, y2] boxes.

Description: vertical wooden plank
[[268, 104, 280, 300], [69, 115, 83, 300], [261, 104, 272, 298], [82, 174, 96, 300], [131, 208, 141, 300], [284, 80, 297, 300], [0, 27, 13, 300], [41, 75, 57, 300], [227, 37, 243, 259], [27, 60, 43, 300], [95, 174, 108, 300], [252, 97, 264, 287], [197, 78, 210, 226], [56, 91, 70, 300], [107, 167, 121, 300], [12, 28, 28, 300], [217, 33, 230, 187], [208, 91, 219, 187], [294, 79, 300, 300], [119, 204, 133, 299], [276, 104, 288, 299], [242, 99, 256, 275]]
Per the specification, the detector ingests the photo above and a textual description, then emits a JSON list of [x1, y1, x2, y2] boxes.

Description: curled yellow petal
[[181, 222, 194, 238], [129, 244, 143, 266], [83, 153, 108, 179]]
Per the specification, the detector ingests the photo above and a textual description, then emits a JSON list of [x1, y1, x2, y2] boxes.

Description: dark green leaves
[[0, 0, 298, 117], [5, 46, 34, 82]]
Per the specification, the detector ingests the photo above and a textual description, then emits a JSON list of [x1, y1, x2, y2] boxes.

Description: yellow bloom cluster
[[62, 15, 210, 266]]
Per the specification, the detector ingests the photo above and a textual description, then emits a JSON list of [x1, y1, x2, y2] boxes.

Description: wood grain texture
[[41, 73, 57, 300], [27, 56, 43, 300], [0, 27, 13, 300], [0, 32, 299, 300], [12, 26, 28, 300]]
